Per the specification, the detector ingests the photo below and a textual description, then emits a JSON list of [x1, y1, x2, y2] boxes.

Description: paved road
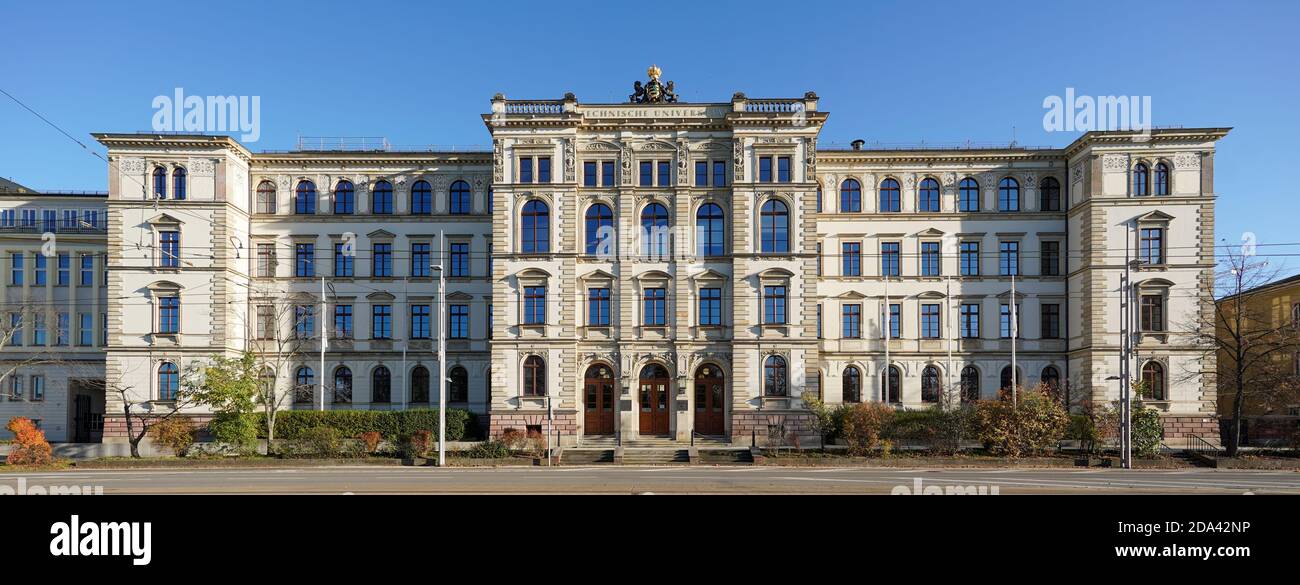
[[3, 466, 1298, 494]]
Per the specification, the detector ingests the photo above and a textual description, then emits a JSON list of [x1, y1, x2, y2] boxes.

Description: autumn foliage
[[5, 416, 53, 466]]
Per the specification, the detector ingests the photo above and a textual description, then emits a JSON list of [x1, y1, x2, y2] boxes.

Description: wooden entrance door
[[583, 364, 616, 435], [694, 365, 726, 436], [638, 364, 671, 436]]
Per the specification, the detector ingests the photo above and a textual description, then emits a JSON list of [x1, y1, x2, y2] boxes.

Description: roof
[[1217, 272, 1300, 302]]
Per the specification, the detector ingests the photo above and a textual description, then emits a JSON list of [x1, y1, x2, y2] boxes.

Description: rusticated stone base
[[101, 413, 213, 441], [488, 411, 578, 446], [731, 411, 818, 446], [1160, 414, 1218, 440]]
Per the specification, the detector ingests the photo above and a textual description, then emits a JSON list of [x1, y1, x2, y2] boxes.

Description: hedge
[[250, 409, 473, 442]]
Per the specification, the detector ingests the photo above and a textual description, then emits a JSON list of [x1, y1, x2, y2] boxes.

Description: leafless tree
[[0, 301, 66, 402], [241, 288, 316, 448], [103, 360, 200, 458]]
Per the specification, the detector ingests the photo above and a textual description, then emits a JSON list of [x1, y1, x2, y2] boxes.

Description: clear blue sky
[[2, 0, 1297, 275]]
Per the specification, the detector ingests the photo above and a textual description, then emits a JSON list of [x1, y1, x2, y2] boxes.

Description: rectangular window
[[449, 304, 469, 339], [921, 242, 941, 276], [372, 304, 392, 339], [295, 243, 315, 277], [159, 231, 180, 268], [411, 243, 430, 278], [524, 286, 546, 325], [30, 376, 43, 402], [78, 313, 93, 346], [712, 161, 727, 187], [921, 303, 940, 339], [999, 241, 1019, 276], [643, 288, 666, 326], [62, 209, 78, 230], [842, 242, 862, 276], [55, 312, 69, 345], [884, 303, 902, 338], [34, 253, 46, 285], [80, 253, 94, 286], [601, 161, 615, 187], [777, 156, 791, 183], [19, 209, 36, 228], [43, 209, 56, 232], [1000, 303, 1020, 338], [9, 313, 21, 346], [842, 304, 862, 338], [960, 242, 980, 276], [257, 244, 276, 277], [333, 305, 353, 339], [1041, 241, 1060, 276], [57, 253, 69, 286], [764, 286, 787, 325], [295, 305, 315, 339], [1141, 294, 1164, 332], [450, 242, 469, 277], [817, 304, 823, 338], [881, 242, 900, 277], [256, 304, 274, 339], [960, 303, 980, 338], [588, 288, 611, 326], [158, 296, 179, 334], [640, 161, 653, 186], [411, 304, 430, 339], [759, 156, 773, 183], [9, 375, 21, 400], [372, 243, 392, 277], [537, 156, 551, 183], [10, 253, 22, 285], [1041, 303, 1060, 338], [519, 156, 534, 183], [584, 161, 597, 187], [695, 161, 708, 187], [699, 288, 721, 326], [0, 209, 12, 228], [657, 160, 670, 186], [101, 312, 107, 345], [334, 243, 354, 277], [1140, 228, 1164, 265]]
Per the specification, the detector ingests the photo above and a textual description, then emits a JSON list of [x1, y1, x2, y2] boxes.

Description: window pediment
[[147, 213, 184, 227], [1136, 210, 1175, 224]]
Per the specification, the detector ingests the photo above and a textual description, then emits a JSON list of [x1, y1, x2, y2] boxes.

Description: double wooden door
[[583, 365, 615, 435], [639, 364, 671, 436]]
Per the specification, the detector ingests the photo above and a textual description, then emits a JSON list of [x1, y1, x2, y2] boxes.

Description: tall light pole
[[433, 229, 447, 468], [1010, 269, 1018, 406], [320, 275, 328, 412]]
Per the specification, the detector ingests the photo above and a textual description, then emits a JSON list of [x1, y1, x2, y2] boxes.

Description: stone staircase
[[561, 435, 748, 465], [619, 449, 691, 465]]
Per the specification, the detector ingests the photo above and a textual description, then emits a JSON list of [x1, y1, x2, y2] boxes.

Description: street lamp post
[[432, 233, 447, 468]]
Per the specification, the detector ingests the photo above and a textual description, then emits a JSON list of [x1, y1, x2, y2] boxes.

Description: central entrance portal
[[583, 364, 616, 435], [638, 364, 671, 436], [694, 365, 726, 436]]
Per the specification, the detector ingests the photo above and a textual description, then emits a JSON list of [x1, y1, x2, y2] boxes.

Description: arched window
[[153, 167, 167, 198], [523, 356, 545, 397], [334, 180, 355, 214], [521, 200, 550, 253], [410, 366, 430, 403], [295, 180, 316, 215], [372, 180, 393, 214], [922, 365, 941, 403], [1039, 177, 1061, 211], [998, 177, 1020, 211], [449, 366, 469, 402], [640, 202, 670, 257], [158, 362, 179, 400], [881, 365, 901, 403], [696, 203, 725, 256], [333, 366, 352, 403], [294, 366, 314, 404], [1142, 361, 1166, 401], [256, 181, 277, 214], [960, 366, 980, 402], [449, 180, 471, 215], [585, 203, 614, 255], [1000, 366, 1020, 393], [371, 366, 391, 403], [840, 179, 862, 212], [879, 178, 901, 212], [918, 178, 940, 212], [1133, 163, 1149, 196], [760, 199, 789, 254], [764, 355, 788, 397], [1154, 163, 1170, 196], [1041, 366, 1061, 391], [411, 180, 432, 215], [842, 366, 861, 403], [172, 167, 187, 200], [958, 177, 980, 212]]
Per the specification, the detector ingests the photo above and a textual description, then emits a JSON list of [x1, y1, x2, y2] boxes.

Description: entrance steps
[[561, 435, 749, 465]]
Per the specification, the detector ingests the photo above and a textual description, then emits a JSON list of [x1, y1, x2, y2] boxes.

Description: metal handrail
[[1186, 434, 1221, 463]]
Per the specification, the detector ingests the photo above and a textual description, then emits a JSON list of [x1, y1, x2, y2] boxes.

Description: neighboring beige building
[[0, 71, 1228, 445]]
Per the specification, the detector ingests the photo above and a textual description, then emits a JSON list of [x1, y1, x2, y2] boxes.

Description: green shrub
[[974, 385, 1071, 457], [467, 440, 511, 459], [148, 417, 197, 456], [920, 407, 976, 455], [281, 426, 365, 458], [262, 409, 470, 442], [208, 412, 259, 455], [840, 402, 895, 456], [1131, 406, 1164, 458], [403, 430, 432, 459]]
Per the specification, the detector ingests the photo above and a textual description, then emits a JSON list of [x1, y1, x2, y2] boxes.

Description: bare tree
[[103, 361, 201, 458], [0, 301, 66, 401], [242, 289, 316, 449], [1181, 247, 1300, 456]]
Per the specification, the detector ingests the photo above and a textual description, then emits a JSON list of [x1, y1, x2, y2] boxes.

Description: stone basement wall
[[488, 411, 578, 443], [732, 411, 818, 446], [102, 414, 214, 440], [1160, 415, 1218, 440]]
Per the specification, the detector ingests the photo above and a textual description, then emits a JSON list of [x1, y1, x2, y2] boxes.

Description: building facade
[[1216, 274, 1300, 445], [0, 72, 1228, 444]]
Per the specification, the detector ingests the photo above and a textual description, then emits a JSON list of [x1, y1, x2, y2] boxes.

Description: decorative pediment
[[995, 290, 1027, 301], [1136, 277, 1176, 289], [366, 291, 395, 301], [914, 228, 946, 238], [583, 141, 621, 152], [916, 291, 947, 300], [146, 280, 183, 292], [757, 267, 796, 279], [836, 290, 868, 300], [635, 269, 673, 282], [446, 291, 475, 301], [639, 140, 677, 151], [579, 268, 616, 282], [367, 229, 396, 239], [1135, 210, 1175, 223], [515, 267, 553, 279], [147, 213, 184, 226], [690, 268, 729, 282]]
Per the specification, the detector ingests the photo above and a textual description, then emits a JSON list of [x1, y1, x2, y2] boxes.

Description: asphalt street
[[3, 466, 1298, 494]]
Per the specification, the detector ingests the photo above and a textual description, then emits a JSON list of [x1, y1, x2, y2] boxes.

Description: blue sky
[[2, 0, 1297, 275]]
